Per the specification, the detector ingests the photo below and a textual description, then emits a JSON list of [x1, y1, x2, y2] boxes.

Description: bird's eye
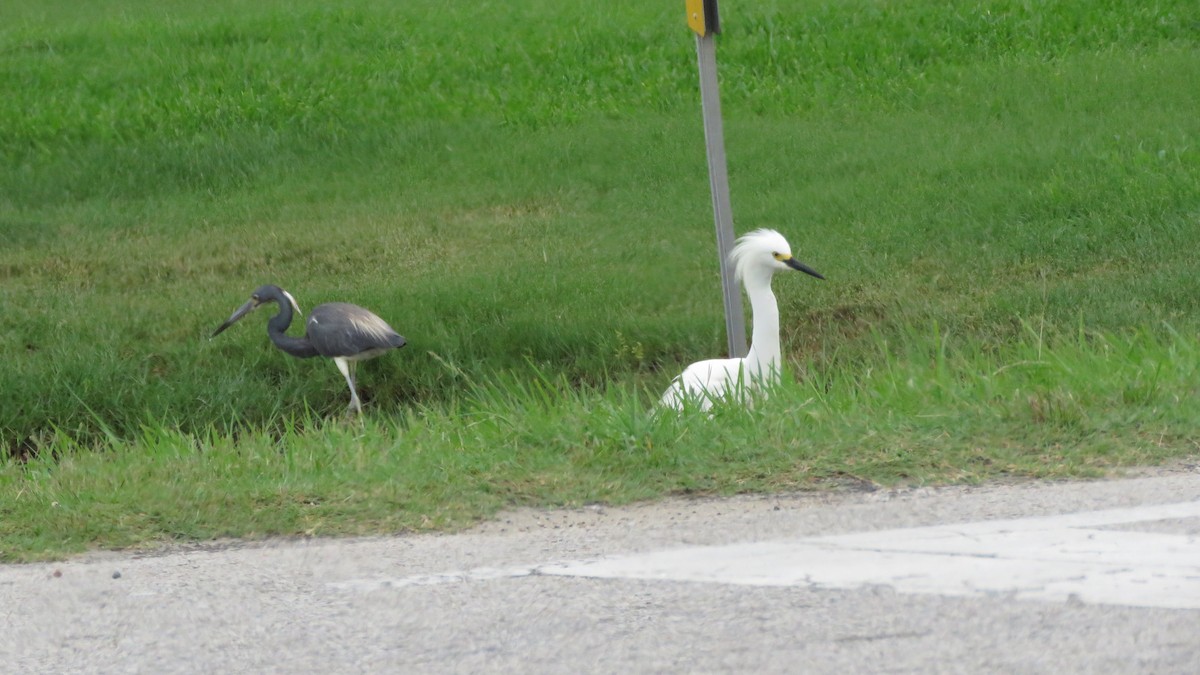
[[772, 252, 783, 260]]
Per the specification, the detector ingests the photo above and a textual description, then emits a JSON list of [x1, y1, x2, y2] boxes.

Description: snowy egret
[[212, 284, 407, 414], [660, 229, 823, 411]]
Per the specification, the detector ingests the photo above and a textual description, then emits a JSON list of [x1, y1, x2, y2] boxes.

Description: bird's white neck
[[742, 269, 782, 385]]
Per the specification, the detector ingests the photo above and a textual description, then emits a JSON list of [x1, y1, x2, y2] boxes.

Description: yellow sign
[[686, 0, 707, 36]]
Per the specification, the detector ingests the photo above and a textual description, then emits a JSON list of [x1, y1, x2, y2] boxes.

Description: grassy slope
[[1, 0, 1198, 559]]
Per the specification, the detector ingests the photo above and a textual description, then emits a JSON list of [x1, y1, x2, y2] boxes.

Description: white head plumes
[[660, 229, 824, 411]]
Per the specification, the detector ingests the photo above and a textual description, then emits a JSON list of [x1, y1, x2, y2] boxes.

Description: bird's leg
[[334, 358, 362, 414], [349, 361, 361, 409]]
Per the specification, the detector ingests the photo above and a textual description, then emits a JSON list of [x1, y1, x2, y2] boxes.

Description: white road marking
[[329, 501, 1200, 609], [327, 566, 539, 591]]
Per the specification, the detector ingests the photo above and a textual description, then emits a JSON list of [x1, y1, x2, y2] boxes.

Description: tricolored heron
[[660, 229, 824, 411], [212, 284, 406, 414]]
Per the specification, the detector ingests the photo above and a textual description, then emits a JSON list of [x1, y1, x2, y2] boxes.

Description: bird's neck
[[267, 305, 319, 359], [743, 270, 782, 383]]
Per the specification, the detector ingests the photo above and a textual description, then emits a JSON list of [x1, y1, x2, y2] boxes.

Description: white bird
[[660, 229, 824, 411]]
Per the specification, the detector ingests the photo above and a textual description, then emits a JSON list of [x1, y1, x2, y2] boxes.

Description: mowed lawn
[[1, 0, 1198, 560]]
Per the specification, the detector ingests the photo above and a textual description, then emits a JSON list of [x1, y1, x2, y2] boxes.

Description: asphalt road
[[3, 466, 1198, 674]]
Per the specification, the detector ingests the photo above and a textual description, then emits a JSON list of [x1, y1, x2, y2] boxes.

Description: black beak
[[211, 299, 259, 338], [785, 257, 825, 280]]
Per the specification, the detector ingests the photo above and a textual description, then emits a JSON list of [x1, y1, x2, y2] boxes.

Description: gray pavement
[[2, 467, 1198, 673]]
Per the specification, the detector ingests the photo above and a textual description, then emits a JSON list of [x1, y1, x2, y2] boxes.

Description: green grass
[[5, 328, 1196, 560], [2, 0, 1199, 560]]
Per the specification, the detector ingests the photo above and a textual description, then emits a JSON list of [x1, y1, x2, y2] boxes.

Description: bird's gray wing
[[306, 303, 405, 358]]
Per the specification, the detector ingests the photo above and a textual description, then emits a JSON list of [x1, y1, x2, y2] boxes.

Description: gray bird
[[212, 284, 407, 414]]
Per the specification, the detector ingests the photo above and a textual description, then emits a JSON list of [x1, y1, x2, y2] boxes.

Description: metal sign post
[[687, 0, 747, 358]]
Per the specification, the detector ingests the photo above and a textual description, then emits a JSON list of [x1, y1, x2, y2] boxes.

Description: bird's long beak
[[211, 299, 259, 337], [784, 257, 825, 280]]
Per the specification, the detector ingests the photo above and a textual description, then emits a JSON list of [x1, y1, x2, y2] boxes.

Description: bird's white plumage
[[281, 289, 303, 318], [730, 228, 791, 283], [658, 356, 776, 410], [660, 229, 817, 412]]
